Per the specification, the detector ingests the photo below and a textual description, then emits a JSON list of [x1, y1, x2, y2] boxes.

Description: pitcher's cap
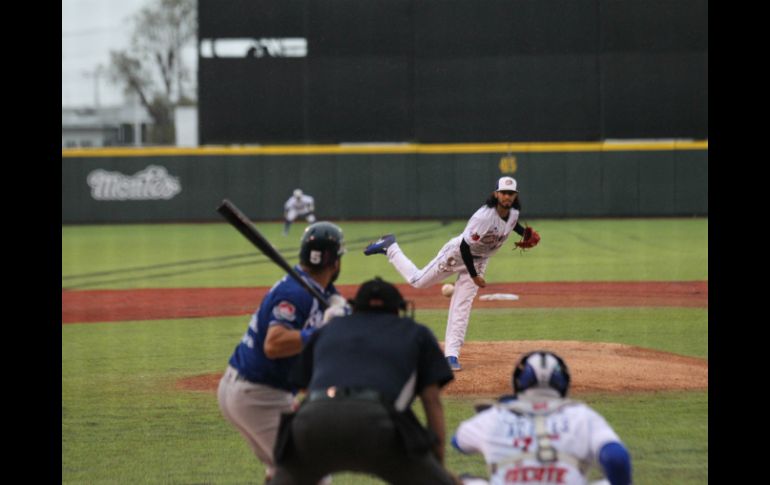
[[496, 176, 517, 192]]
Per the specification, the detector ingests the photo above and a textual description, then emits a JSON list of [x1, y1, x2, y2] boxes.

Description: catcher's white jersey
[[460, 205, 520, 259], [454, 399, 621, 485], [284, 194, 315, 215]]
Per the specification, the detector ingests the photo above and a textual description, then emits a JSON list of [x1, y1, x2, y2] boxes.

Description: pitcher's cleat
[[447, 356, 462, 371], [363, 234, 396, 255]]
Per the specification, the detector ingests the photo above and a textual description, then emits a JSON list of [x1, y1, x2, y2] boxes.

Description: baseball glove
[[515, 226, 540, 250]]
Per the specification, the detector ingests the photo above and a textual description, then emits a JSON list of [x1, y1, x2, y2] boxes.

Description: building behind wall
[[61, 104, 153, 148], [197, 0, 707, 145]]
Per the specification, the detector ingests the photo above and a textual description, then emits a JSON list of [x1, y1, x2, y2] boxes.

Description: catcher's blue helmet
[[512, 351, 571, 398]]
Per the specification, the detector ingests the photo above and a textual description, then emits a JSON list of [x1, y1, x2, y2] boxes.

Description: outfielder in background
[[217, 222, 349, 483], [452, 350, 632, 485], [364, 176, 540, 371], [283, 188, 316, 235]]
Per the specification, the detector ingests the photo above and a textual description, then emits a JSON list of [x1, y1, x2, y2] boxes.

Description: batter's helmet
[[512, 351, 571, 398], [299, 221, 345, 269]]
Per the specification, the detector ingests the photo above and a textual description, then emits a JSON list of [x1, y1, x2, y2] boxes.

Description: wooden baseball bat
[[217, 199, 329, 310]]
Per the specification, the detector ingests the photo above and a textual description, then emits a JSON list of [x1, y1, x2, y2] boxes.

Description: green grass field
[[62, 218, 708, 484]]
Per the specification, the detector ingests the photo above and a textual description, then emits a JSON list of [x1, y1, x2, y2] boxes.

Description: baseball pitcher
[[453, 351, 632, 485], [363, 176, 540, 371]]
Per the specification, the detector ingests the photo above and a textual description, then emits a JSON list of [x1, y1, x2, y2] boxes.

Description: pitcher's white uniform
[[386, 204, 519, 358], [454, 398, 622, 485]]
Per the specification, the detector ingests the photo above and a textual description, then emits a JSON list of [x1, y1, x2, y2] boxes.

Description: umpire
[[270, 277, 457, 485]]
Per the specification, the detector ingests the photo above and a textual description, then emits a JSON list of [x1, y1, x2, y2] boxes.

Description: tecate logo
[[87, 165, 182, 201], [200, 38, 307, 58]]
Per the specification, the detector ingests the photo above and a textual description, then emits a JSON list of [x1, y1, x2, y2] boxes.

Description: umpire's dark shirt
[[290, 313, 454, 404]]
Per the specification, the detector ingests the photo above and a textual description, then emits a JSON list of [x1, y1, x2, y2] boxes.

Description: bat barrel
[[217, 199, 329, 309]]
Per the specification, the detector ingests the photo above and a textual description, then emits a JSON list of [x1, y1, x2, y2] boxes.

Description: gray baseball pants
[[218, 365, 294, 480]]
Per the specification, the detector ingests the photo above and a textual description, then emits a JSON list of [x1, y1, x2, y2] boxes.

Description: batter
[[218, 222, 347, 482]]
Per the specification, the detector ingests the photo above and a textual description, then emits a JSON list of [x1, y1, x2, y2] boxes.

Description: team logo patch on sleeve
[[273, 301, 297, 322], [471, 233, 481, 241]]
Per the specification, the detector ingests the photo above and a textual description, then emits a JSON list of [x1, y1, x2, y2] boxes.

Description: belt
[[306, 387, 384, 403], [226, 366, 253, 383]]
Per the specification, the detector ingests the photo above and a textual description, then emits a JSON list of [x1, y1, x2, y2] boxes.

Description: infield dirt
[[63, 280, 708, 396], [62, 280, 707, 324]]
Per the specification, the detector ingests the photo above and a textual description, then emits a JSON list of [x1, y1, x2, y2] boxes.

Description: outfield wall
[[61, 142, 707, 224]]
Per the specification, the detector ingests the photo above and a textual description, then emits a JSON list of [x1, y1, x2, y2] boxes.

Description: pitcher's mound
[[177, 340, 707, 397], [444, 340, 708, 396]]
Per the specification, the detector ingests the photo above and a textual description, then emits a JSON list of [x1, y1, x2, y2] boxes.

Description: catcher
[[452, 351, 632, 485]]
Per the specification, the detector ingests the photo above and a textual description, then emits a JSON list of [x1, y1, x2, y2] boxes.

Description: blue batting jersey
[[228, 265, 339, 391]]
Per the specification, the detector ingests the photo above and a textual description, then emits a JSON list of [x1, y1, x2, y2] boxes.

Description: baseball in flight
[[441, 283, 455, 297]]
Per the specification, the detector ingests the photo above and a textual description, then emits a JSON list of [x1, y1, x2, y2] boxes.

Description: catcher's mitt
[[515, 226, 540, 250]]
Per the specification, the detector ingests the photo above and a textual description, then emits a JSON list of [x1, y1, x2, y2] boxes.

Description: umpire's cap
[[351, 277, 407, 314]]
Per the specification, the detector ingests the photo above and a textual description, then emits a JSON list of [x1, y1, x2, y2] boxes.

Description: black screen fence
[[198, 0, 707, 145]]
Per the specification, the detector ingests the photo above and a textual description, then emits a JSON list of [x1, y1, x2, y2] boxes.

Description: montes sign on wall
[[87, 165, 182, 201]]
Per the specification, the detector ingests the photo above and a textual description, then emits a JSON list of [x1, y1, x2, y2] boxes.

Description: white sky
[[62, 0, 196, 108]]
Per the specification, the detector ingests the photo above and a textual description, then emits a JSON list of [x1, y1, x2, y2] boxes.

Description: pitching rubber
[[479, 293, 519, 301]]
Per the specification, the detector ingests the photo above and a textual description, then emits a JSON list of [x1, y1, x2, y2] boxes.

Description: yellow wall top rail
[[62, 140, 708, 158]]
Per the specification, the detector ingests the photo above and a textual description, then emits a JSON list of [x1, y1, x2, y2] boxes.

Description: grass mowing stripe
[[62, 221, 452, 289], [63, 257, 273, 290], [63, 222, 448, 280], [580, 390, 708, 484], [63, 231, 443, 290], [63, 219, 707, 289], [61, 251, 260, 280], [414, 307, 708, 359]]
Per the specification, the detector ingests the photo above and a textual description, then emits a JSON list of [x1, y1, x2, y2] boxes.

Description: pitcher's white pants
[[386, 240, 487, 358]]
